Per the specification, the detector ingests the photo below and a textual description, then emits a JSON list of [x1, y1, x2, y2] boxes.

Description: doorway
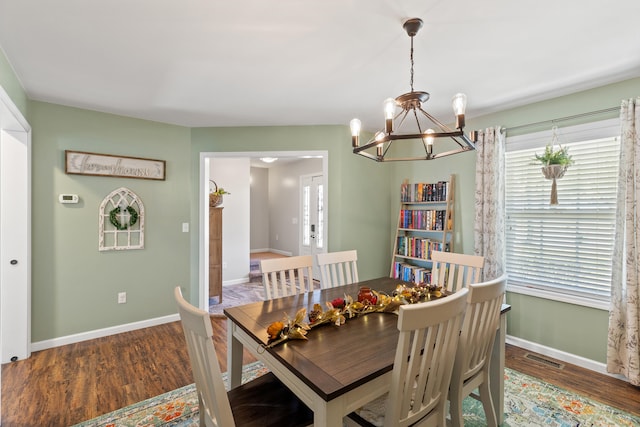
[[199, 150, 328, 310]]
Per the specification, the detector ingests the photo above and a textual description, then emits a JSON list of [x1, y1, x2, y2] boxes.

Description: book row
[[400, 181, 449, 202], [392, 262, 432, 285], [399, 209, 447, 231], [396, 238, 447, 260]]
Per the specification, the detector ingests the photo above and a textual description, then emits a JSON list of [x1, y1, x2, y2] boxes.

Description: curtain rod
[[505, 106, 619, 132]]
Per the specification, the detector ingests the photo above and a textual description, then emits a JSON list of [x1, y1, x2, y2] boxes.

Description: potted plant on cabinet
[[209, 180, 230, 207]]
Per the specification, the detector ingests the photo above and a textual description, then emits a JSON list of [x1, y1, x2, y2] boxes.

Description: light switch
[[182, 223, 189, 232]]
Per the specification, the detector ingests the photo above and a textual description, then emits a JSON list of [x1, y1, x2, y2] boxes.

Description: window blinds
[[505, 134, 620, 301]]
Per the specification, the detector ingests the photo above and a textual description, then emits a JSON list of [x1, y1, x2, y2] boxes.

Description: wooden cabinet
[[209, 207, 223, 302], [390, 175, 455, 284]]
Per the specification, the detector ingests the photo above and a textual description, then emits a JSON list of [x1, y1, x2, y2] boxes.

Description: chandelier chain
[[409, 36, 415, 92]]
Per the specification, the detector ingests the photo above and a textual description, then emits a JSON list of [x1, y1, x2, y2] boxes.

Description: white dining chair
[[316, 250, 359, 289], [347, 288, 469, 427], [448, 274, 507, 427], [260, 255, 314, 300], [430, 251, 485, 293], [174, 287, 313, 427]]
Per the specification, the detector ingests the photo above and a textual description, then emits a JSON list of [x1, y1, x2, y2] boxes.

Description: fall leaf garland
[[264, 284, 445, 349]]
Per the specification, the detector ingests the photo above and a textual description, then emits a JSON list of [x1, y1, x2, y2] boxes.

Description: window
[[505, 119, 620, 309]]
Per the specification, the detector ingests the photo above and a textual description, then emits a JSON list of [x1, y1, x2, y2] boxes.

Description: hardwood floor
[[2, 318, 638, 426]]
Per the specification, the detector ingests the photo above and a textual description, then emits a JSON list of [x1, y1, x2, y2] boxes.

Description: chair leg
[[198, 394, 207, 427], [478, 379, 497, 427], [448, 386, 464, 427]]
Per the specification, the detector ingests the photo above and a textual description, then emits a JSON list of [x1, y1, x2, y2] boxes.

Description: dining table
[[225, 276, 511, 426]]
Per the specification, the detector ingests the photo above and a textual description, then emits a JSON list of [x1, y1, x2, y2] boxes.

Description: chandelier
[[350, 18, 478, 162]]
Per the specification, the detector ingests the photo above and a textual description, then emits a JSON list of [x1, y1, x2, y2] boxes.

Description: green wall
[[394, 77, 640, 363], [25, 111, 391, 342], [30, 102, 192, 341]]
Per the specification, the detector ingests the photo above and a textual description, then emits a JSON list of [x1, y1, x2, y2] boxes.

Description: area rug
[[72, 361, 270, 427], [74, 365, 640, 427], [208, 281, 265, 317]]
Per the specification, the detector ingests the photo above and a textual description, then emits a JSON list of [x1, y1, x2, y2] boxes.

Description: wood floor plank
[[2, 319, 638, 425]]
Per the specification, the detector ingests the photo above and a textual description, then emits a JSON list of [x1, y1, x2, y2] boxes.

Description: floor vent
[[524, 353, 565, 369]]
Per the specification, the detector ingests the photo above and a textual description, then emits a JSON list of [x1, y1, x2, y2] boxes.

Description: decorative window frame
[[99, 187, 145, 251]]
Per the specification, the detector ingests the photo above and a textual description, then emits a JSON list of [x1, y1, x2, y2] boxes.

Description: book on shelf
[[400, 180, 448, 203], [399, 209, 447, 231], [392, 262, 432, 285]]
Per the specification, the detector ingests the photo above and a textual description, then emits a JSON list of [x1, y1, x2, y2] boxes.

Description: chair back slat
[[430, 251, 485, 293], [316, 250, 359, 289], [260, 255, 314, 299]]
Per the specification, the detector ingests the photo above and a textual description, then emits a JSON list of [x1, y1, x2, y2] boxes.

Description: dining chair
[[174, 287, 313, 427], [448, 274, 507, 427], [316, 249, 359, 289], [430, 250, 485, 293], [260, 254, 314, 299], [347, 288, 469, 427]]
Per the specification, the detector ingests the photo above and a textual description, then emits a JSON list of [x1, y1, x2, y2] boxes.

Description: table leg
[[226, 319, 243, 389], [490, 312, 507, 425]]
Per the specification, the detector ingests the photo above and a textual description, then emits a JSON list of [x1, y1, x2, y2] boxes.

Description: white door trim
[[0, 85, 32, 364]]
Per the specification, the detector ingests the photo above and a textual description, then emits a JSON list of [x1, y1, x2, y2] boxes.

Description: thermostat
[[59, 194, 79, 204]]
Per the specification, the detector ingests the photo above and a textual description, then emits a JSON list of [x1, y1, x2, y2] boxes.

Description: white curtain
[[607, 97, 640, 385], [474, 126, 506, 280]]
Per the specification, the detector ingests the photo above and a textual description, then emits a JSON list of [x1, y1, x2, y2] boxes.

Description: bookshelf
[[390, 175, 455, 284]]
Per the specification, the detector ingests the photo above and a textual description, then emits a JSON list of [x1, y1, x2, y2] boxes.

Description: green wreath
[[109, 206, 139, 230]]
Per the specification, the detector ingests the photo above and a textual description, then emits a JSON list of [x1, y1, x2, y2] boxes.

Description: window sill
[[506, 283, 609, 311]]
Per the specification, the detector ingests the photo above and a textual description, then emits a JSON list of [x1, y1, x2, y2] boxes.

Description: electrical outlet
[[118, 292, 127, 304]]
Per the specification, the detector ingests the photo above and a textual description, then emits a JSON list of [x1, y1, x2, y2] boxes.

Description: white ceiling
[[1, 1, 639, 130]]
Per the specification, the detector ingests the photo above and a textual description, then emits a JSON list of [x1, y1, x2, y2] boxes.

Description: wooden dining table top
[[225, 276, 506, 402]]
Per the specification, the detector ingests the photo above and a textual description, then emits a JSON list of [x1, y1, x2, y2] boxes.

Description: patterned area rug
[[74, 364, 640, 426], [208, 281, 265, 317]]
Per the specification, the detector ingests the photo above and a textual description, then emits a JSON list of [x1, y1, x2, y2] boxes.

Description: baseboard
[[506, 335, 628, 381], [269, 249, 293, 256], [250, 248, 270, 253], [31, 314, 180, 352], [223, 276, 253, 286]]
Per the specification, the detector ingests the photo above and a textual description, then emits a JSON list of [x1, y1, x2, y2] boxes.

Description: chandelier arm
[[418, 107, 456, 133], [392, 109, 411, 134]]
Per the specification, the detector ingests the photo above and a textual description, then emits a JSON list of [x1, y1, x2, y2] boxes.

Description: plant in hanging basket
[[533, 144, 573, 205], [209, 180, 230, 207], [533, 144, 574, 167]]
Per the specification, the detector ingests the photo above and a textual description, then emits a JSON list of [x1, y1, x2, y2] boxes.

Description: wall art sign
[[65, 150, 166, 180]]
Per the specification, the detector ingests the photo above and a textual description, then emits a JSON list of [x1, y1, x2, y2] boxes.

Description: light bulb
[[350, 118, 361, 137], [350, 118, 361, 148], [423, 129, 435, 156], [384, 98, 395, 133], [423, 129, 435, 146], [452, 93, 467, 129], [384, 98, 396, 120], [452, 93, 467, 116]]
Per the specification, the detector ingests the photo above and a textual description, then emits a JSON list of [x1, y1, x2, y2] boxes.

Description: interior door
[[300, 174, 325, 280]]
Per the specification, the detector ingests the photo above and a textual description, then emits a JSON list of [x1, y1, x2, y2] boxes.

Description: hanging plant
[[532, 126, 574, 205]]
